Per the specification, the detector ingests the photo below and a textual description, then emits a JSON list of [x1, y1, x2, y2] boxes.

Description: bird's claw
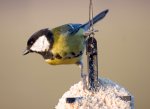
[[83, 30, 99, 36]]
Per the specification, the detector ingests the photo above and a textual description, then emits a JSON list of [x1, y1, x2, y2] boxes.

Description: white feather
[[30, 35, 50, 52]]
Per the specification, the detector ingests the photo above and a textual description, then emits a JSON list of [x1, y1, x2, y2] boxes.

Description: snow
[[55, 78, 134, 109]]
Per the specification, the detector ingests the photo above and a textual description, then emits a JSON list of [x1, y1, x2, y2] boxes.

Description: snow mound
[[56, 78, 134, 109]]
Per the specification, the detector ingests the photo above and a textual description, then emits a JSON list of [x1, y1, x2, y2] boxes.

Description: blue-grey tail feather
[[81, 9, 109, 31]]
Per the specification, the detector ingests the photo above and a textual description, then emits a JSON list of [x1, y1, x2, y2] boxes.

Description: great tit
[[23, 9, 108, 74]]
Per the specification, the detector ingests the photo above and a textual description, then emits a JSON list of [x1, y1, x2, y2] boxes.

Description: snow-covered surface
[[55, 78, 134, 109]]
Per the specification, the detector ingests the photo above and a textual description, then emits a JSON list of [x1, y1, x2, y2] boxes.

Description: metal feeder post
[[86, 36, 99, 91]]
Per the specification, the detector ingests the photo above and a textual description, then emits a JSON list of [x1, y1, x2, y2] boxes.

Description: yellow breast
[[45, 57, 82, 65], [45, 28, 85, 65]]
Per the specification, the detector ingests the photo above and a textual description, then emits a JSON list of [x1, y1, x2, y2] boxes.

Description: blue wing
[[67, 23, 82, 34], [81, 9, 108, 31], [69, 9, 109, 34], [52, 10, 108, 36]]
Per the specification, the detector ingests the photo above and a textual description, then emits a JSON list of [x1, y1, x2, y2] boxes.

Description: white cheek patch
[[30, 35, 50, 52]]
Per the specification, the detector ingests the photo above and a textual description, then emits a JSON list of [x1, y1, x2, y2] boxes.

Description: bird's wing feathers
[[67, 24, 83, 34], [81, 9, 109, 31], [52, 24, 82, 35], [52, 9, 108, 36]]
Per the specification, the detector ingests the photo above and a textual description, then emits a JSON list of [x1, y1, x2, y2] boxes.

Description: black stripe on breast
[[39, 51, 53, 59], [41, 51, 83, 60], [65, 51, 83, 59], [74, 51, 83, 57], [71, 52, 76, 56], [55, 53, 62, 59]]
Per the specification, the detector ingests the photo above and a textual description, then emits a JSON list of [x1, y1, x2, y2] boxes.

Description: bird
[[23, 9, 108, 76]]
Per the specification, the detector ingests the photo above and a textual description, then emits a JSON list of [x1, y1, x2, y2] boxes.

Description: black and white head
[[23, 28, 53, 56]]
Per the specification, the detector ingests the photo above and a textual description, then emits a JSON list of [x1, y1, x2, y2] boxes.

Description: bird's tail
[[82, 9, 109, 31]]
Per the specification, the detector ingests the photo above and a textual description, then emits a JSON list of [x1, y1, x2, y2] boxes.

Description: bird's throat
[[39, 51, 53, 59]]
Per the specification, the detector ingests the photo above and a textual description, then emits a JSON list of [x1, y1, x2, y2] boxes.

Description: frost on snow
[[55, 78, 134, 109]]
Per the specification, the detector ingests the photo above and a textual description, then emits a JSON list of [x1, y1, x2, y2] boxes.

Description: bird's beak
[[23, 49, 30, 55]]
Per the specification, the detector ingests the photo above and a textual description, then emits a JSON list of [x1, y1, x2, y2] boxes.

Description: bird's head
[[23, 28, 54, 56]]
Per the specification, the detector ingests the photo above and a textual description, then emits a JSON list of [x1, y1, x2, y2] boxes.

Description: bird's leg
[[76, 61, 88, 90], [76, 61, 84, 77]]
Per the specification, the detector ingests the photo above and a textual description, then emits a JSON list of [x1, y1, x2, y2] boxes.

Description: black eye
[[30, 40, 34, 44], [27, 38, 35, 46]]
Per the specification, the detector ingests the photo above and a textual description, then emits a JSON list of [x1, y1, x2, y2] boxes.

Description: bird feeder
[[55, 0, 134, 108]]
